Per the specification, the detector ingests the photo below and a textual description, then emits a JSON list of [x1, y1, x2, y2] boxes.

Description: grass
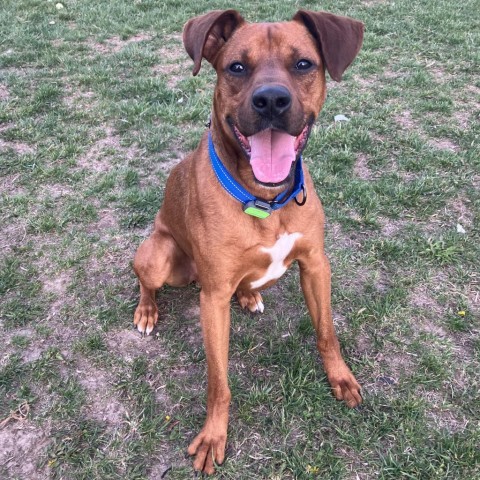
[[1, 0, 479, 478]]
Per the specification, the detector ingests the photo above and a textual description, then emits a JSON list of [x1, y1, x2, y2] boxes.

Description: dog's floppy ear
[[183, 10, 245, 76], [293, 10, 364, 82]]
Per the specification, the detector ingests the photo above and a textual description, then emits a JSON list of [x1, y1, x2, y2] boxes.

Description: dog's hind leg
[[133, 227, 196, 335]]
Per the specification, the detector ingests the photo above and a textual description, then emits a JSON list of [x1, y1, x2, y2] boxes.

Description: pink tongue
[[248, 129, 296, 183]]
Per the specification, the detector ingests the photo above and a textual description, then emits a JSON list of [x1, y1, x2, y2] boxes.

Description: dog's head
[[183, 10, 363, 186]]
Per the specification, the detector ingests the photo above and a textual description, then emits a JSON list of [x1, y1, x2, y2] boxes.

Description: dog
[[133, 9, 364, 474]]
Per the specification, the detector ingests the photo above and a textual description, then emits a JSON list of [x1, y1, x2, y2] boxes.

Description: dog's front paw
[[236, 290, 265, 313], [326, 361, 362, 408], [133, 302, 158, 335], [188, 424, 227, 475]]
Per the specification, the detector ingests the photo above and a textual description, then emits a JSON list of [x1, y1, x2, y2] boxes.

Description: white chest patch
[[250, 232, 302, 290]]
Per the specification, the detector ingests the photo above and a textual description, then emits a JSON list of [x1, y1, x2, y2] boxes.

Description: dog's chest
[[249, 232, 302, 289]]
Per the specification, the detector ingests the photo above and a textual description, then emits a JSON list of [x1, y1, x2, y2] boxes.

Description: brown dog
[[133, 9, 364, 474]]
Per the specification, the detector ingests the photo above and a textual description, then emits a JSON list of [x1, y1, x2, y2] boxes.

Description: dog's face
[[214, 21, 324, 184], [183, 10, 363, 185]]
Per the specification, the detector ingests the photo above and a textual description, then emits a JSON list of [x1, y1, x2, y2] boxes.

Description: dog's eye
[[229, 62, 246, 74], [295, 59, 313, 71]]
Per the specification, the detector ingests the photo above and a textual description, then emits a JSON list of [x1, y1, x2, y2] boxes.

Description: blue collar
[[208, 132, 306, 218]]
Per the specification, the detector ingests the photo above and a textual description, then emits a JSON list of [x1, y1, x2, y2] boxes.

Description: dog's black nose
[[252, 85, 292, 118]]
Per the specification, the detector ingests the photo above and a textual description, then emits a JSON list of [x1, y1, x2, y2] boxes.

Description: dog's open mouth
[[232, 124, 311, 185]]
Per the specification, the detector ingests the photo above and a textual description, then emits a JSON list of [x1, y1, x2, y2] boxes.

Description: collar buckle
[[243, 199, 272, 219]]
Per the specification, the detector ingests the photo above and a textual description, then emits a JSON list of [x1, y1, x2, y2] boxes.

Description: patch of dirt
[[158, 152, 183, 173], [75, 358, 127, 426], [326, 222, 363, 251], [372, 348, 415, 386], [394, 110, 417, 131], [3, 328, 34, 361], [325, 78, 341, 91], [76, 126, 141, 172], [3, 327, 49, 364], [133, 134, 190, 183], [43, 266, 70, 292], [406, 271, 479, 366], [155, 34, 184, 63], [0, 223, 27, 253], [21, 342, 48, 364], [106, 329, 168, 362], [153, 36, 191, 88], [0, 422, 50, 480], [1, 66, 36, 78], [153, 63, 190, 89], [88, 33, 152, 55], [0, 123, 13, 133], [444, 195, 474, 228], [354, 153, 374, 180], [428, 138, 460, 152], [43, 271, 70, 297], [370, 132, 387, 144], [426, 408, 469, 433], [426, 64, 453, 84], [183, 304, 200, 319], [0, 83, 9, 100], [453, 111, 470, 129], [393, 111, 460, 152], [353, 75, 377, 91], [0, 173, 25, 195], [0, 138, 36, 155], [95, 208, 118, 230], [46, 184, 74, 200], [362, 0, 389, 6], [63, 87, 96, 111], [409, 284, 442, 311], [465, 84, 480, 96], [463, 86, 480, 111], [383, 68, 406, 80], [84, 230, 135, 284], [378, 217, 408, 237], [408, 274, 449, 325], [421, 389, 469, 433], [148, 461, 177, 480], [358, 346, 410, 398], [152, 61, 187, 76], [326, 223, 375, 295], [51, 39, 64, 48], [418, 318, 448, 339], [41, 270, 75, 326]]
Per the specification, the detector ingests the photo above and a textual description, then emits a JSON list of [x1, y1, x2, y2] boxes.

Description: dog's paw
[[188, 425, 227, 475], [133, 302, 158, 335], [327, 362, 362, 408], [236, 290, 265, 313]]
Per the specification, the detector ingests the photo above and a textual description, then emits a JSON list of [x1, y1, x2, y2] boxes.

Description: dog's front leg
[[188, 289, 232, 475], [299, 253, 362, 407]]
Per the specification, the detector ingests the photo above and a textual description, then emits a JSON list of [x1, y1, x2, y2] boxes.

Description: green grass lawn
[[1, 0, 479, 478]]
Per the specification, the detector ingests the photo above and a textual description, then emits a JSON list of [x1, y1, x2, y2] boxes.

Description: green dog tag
[[243, 200, 272, 219]]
